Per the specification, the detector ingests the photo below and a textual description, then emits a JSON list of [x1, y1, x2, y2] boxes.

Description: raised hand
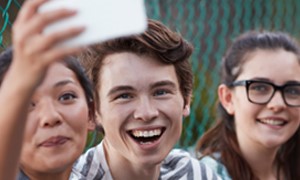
[[11, 0, 85, 88]]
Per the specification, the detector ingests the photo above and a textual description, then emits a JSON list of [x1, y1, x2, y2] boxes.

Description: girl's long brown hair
[[196, 31, 300, 180]]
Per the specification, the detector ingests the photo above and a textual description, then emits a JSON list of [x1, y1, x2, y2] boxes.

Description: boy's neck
[[103, 139, 161, 180]]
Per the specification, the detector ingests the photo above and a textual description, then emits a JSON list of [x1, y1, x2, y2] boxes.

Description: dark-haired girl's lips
[[39, 136, 70, 147]]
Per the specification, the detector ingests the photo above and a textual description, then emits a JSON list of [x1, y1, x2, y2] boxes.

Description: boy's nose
[[133, 97, 159, 122]]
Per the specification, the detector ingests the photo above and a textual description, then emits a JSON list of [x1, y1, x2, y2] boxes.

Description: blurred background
[[1, 0, 300, 150]]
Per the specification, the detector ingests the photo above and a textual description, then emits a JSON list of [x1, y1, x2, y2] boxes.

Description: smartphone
[[39, 0, 147, 47]]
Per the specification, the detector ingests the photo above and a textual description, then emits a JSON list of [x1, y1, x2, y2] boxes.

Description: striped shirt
[[199, 155, 232, 180], [73, 141, 221, 180]]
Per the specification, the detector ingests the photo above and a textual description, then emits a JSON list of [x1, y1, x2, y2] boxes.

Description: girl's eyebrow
[[54, 80, 76, 88], [249, 77, 271, 82], [285, 80, 300, 84], [250, 77, 300, 85]]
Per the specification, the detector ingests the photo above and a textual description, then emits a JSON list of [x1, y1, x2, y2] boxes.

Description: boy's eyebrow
[[150, 80, 177, 89], [107, 86, 134, 96]]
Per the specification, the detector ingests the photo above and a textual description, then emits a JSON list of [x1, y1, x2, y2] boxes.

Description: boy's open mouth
[[128, 128, 166, 144]]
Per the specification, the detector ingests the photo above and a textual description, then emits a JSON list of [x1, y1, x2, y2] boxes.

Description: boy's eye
[[59, 93, 77, 101], [116, 93, 132, 100], [154, 89, 169, 96]]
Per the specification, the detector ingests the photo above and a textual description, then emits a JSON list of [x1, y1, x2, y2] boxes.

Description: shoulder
[[199, 154, 232, 180], [72, 142, 113, 180], [16, 170, 30, 180], [199, 154, 221, 169], [160, 149, 221, 180]]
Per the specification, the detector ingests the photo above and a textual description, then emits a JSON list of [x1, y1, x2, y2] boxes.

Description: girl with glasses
[[196, 31, 300, 180]]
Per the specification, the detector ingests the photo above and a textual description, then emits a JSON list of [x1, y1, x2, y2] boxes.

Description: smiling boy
[[74, 19, 219, 180]]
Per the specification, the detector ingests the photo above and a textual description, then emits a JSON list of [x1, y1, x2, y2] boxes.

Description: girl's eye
[[285, 86, 300, 96], [28, 101, 36, 111], [249, 83, 271, 94], [252, 85, 266, 91], [59, 93, 77, 101]]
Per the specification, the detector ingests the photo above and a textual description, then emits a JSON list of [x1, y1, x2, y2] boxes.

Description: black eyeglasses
[[229, 80, 300, 107]]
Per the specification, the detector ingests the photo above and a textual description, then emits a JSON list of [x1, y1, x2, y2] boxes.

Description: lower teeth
[[140, 141, 152, 145]]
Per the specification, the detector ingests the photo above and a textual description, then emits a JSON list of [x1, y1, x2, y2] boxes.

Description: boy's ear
[[218, 84, 235, 115], [87, 109, 98, 131], [183, 99, 191, 117], [94, 111, 103, 127], [87, 119, 96, 131]]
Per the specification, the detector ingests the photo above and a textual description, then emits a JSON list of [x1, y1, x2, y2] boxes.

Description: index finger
[[15, 0, 48, 23]]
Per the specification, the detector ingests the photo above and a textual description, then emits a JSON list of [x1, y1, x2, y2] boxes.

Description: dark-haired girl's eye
[[59, 93, 77, 102]]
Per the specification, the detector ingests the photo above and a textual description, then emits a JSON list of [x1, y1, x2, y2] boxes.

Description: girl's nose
[[38, 100, 62, 128]]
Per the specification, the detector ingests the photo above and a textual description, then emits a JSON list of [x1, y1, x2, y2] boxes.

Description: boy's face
[[20, 63, 93, 174], [98, 52, 190, 167]]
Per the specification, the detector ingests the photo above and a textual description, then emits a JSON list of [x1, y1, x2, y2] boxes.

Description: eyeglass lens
[[248, 82, 300, 106]]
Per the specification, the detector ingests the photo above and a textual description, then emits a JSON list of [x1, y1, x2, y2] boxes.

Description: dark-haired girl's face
[[221, 49, 300, 151], [20, 62, 94, 176]]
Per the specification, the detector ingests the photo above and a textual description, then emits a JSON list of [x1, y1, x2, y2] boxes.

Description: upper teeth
[[131, 129, 162, 137], [260, 119, 285, 126]]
